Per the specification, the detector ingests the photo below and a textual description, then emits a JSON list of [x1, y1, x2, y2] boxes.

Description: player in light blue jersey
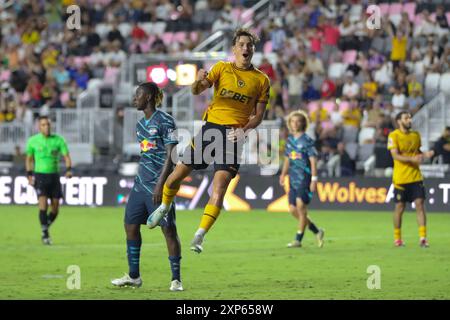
[[111, 82, 183, 291], [280, 110, 324, 248]]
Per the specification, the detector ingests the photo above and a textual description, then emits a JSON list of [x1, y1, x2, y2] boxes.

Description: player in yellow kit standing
[[147, 28, 270, 254], [387, 111, 434, 248]]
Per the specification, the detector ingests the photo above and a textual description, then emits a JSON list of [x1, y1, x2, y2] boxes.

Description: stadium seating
[[342, 50, 357, 64], [379, 3, 390, 16], [344, 142, 359, 160], [403, 2, 416, 21], [425, 73, 441, 101], [439, 73, 450, 95], [328, 63, 346, 79], [388, 3, 403, 15]]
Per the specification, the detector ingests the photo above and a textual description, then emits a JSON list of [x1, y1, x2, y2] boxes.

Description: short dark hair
[[138, 82, 164, 107], [231, 28, 260, 47], [395, 111, 410, 122], [38, 115, 49, 121]]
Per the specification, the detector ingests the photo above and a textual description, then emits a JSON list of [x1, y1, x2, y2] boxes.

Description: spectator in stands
[[308, 2, 322, 28], [330, 103, 343, 129], [337, 142, 356, 176], [362, 101, 383, 128], [106, 40, 127, 66], [338, 15, 357, 51], [259, 57, 277, 82], [321, 16, 340, 65], [176, 0, 194, 31], [423, 46, 440, 73], [432, 127, 450, 164], [212, 14, 233, 33], [407, 74, 423, 97], [151, 35, 168, 54], [342, 74, 360, 100], [321, 76, 336, 99], [86, 25, 102, 53], [302, 81, 321, 102], [305, 53, 325, 76], [107, 21, 125, 46], [391, 85, 407, 113], [311, 102, 330, 125], [436, 5, 449, 32], [131, 22, 147, 41], [407, 88, 424, 115], [73, 64, 91, 90], [155, 0, 174, 22], [287, 64, 305, 109], [367, 48, 385, 72], [414, 10, 438, 37], [322, 0, 338, 20], [390, 30, 408, 70], [26, 75, 43, 108], [270, 20, 287, 52], [374, 60, 393, 89], [318, 128, 343, 177], [342, 99, 362, 130], [361, 71, 377, 100]]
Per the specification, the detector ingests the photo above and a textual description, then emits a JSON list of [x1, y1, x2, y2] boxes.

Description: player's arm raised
[[191, 69, 210, 95], [153, 143, 177, 205]]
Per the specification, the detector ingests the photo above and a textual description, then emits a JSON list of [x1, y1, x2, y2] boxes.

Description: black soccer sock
[[39, 210, 49, 238], [308, 222, 320, 234], [169, 256, 181, 281], [295, 232, 304, 243], [48, 212, 58, 226]]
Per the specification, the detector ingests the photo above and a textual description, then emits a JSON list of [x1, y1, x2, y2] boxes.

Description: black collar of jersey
[[231, 63, 254, 71]]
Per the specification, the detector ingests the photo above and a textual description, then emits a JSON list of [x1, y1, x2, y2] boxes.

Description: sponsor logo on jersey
[[140, 139, 156, 152], [219, 88, 253, 104]]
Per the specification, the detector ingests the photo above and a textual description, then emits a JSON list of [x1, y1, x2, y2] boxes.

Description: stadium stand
[[1, 0, 449, 177]]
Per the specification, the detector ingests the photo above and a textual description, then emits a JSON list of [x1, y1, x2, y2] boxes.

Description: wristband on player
[[27, 171, 33, 177], [66, 167, 72, 174], [311, 176, 318, 182]]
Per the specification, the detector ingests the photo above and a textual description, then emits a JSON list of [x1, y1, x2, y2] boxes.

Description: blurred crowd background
[[1, 0, 449, 176]]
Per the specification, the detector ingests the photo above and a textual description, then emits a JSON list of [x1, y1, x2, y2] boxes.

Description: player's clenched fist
[[196, 69, 208, 81]]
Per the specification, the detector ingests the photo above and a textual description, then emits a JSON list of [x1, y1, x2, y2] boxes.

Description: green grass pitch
[[1, 205, 449, 300]]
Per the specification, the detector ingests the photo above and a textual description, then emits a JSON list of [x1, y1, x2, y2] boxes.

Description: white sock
[[195, 228, 206, 237], [160, 203, 168, 210]]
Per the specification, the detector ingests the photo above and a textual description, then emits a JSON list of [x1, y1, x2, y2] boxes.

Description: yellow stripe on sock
[[419, 226, 427, 238], [199, 204, 221, 232], [394, 228, 401, 241], [162, 183, 179, 206]]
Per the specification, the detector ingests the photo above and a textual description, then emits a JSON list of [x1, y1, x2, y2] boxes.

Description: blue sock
[[127, 237, 142, 279], [295, 232, 304, 242], [169, 256, 181, 281]]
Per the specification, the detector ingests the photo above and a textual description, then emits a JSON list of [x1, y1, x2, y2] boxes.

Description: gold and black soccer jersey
[[203, 61, 270, 127], [387, 129, 423, 186]]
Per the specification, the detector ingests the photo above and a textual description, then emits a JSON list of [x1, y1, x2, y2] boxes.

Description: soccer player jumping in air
[[279, 111, 324, 248], [148, 28, 270, 254], [388, 111, 434, 248], [25, 116, 72, 245], [111, 82, 183, 290]]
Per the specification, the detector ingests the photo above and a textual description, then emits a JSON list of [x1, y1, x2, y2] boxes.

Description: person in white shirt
[[414, 10, 437, 37], [391, 86, 406, 113], [342, 75, 360, 99], [287, 65, 305, 109]]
